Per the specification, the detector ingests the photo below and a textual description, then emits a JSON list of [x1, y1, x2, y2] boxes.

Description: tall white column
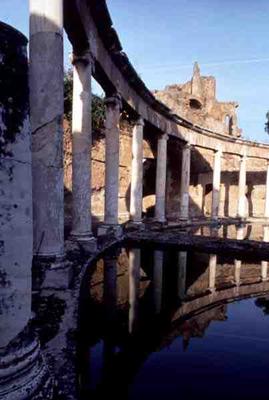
[[179, 143, 191, 220], [237, 151, 247, 218], [70, 52, 96, 250], [155, 134, 168, 222], [30, 0, 64, 258], [177, 251, 187, 299], [98, 94, 122, 236], [212, 147, 222, 220], [130, 118, 144, 224], [265, 162, 269, 218], [129, 249, 141, 334]]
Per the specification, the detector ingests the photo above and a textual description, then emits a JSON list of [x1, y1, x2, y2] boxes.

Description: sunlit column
[[70, 51, 96, 250], [179, 143, 191, 220], [155, 134, 168, 222], [30, 0, 64, 258], [130, 118, 144, 224], [153, 250, 164, 313], [237, 151, 247, 218], [265, 162, 269, 218], [212, 147, 222, 220], [129, 249, 141, 333], [177, 251, 187, 299]]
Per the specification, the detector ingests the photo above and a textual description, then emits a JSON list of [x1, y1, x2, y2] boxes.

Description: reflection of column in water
[[177, 251, 187, 299], [236, 225, 245, 240], [234, 259, 241, 286], [261, 226, 269, 281], [103, 254, 118, 323], [153, 251, 164, 314], [209, 254, 217, 292], [129, 249, 141, 334]]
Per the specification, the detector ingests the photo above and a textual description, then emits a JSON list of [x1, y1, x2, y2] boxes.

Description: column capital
[[105, 92, 122, 109], [71, 50, 94, 67], [134, 116, 144, 127], [183, 142, 192, 150], [158, 132, 169, 141]]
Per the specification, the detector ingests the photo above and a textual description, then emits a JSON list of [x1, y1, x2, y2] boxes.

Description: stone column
[[234, 259, 241, 286], [237, 152, 247, 219], [29, 0, 64, 258], [265, 162, 269, 218], [209, 254, 217, 292], [0, 23, 52, 397], [130, 118, 144, 224], [153, 251, 164, 314], [129, 249, 141, 334], [179, 143, 191, 220], [177, 251, 187, 299], [155, 133, 168, 222], [212, 147, 222, 220], [70, 51, 96, 250], [98, 94, 122, 236]]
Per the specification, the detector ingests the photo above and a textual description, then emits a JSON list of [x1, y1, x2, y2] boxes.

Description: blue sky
[[2, 0, 269, 142]]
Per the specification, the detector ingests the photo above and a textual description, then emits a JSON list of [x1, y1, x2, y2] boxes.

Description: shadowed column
[[70, 51, 96, 250], [30, 0, 64, 259], [130, 118, 144, 224], [155, 133, 168, 222], [179, 143, 191, 221], [212, 147, 222, 220]]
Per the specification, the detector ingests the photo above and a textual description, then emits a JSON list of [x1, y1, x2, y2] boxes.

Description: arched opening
[[189, 98, 202, 110], [225, 115, 233, 135]]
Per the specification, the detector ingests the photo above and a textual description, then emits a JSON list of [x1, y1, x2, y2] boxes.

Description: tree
[[64, 69, 105, 131]]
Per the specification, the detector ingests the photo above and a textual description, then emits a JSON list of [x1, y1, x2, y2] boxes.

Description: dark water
[[78, 247, 269, 400]]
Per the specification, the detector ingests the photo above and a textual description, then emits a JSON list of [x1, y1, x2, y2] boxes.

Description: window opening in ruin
[[225, 115, 233, 135], [189, 98, 202, 110]]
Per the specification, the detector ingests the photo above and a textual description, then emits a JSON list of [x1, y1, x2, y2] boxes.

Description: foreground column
[[237, 151, 247, 218], [155, 134, 168, 222], [129, 249, 141, 334], [98, 94, 122, 236], [130, 118, 144, 224], [70, 51, 96, 250], [179, 143, 191, 220], [212, 147, 222, 220], [30, 0, 64, 258], [265, 162, 269, 218]]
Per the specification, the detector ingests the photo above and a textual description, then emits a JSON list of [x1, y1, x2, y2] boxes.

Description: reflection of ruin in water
[[77, 246, 269, 399]]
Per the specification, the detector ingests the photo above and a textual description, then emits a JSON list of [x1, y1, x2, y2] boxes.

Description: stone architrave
[[179, 143, 191, 220], [155, 133, 168, 223], [130, 118, 144, 224], [212, 147, 222, 219], [70, 51, 96, 251], [29, 0, 64, 258]]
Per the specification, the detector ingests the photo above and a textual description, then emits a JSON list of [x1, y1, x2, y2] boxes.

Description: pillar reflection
[[153, 251, 164, 314], [129, 249, 141, 334], [209, 254, 217, 293], [261, 226, 269, 281], [177, 251, 187, 300]]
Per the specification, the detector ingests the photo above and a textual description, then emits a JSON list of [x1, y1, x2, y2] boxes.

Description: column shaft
[[179, 144, 191, 220], [212, 148, 222, 219], [30, 0, 64, 257], [237, 153, 247, 218], [155, 134, 168, 222], [71, 53, 94, 241], [130, 118, 144, 223], [265, 162, 269, 218], [104, 94, 122, 225]]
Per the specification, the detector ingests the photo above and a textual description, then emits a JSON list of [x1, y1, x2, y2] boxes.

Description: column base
[[69, 232, 97, 252], [126, 221, 145, 230], [0, 326, 54, 400], [33, 253, 65, 269], [97, 224, 123, 238]]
